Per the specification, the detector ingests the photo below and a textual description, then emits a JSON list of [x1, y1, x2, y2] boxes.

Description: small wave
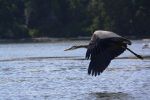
[[0, 55, 150, 62], [0, 56, 84, 62]]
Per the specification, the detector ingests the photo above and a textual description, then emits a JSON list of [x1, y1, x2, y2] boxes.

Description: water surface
[[0, 40, 149, 100]]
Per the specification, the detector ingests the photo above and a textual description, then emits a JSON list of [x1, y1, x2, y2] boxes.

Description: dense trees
[[0, 0, 149, 39], [0, 0, 29, 39]]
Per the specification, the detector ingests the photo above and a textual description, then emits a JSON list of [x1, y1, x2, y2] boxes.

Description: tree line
[[0, 0, 149, 39]]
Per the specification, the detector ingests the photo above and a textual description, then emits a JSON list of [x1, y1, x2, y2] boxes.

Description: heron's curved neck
[[76, 45, 88, 48], [64, 44, 88, 51]]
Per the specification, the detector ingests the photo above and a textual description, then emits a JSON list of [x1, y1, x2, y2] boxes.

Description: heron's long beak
[[64, 48, 72, 51]]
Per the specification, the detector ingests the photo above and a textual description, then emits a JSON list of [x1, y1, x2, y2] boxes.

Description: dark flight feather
[[86, 35, 128, 76]]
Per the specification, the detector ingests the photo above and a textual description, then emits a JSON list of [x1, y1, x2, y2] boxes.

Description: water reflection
[[89, 92, 133, 100]]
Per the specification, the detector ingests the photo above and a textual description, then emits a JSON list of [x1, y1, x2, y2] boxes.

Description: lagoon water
[[0, 40, 150, 100]]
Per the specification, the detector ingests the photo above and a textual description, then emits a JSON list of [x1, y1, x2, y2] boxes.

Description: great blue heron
[[65, 30, 143, 76]]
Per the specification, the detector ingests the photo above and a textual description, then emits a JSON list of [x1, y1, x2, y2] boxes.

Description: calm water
[[0, 40, 150, 100]]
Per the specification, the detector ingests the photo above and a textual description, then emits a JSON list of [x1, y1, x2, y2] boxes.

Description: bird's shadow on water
[[88, 92, 133, 100]]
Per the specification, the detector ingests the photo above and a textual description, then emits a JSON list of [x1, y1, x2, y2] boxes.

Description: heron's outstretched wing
[[88, 51, 111, 76], [86, 37, 127, 76]]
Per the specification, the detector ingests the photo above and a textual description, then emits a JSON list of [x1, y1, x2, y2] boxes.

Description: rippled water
[[0, 40, 150, 100]]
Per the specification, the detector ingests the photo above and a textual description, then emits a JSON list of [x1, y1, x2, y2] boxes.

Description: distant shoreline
[[0, 36, 149, 43], [0, 37, 91, 43]]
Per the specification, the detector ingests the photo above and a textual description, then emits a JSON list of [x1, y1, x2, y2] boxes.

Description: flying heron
[[65, 30, 143, 76]]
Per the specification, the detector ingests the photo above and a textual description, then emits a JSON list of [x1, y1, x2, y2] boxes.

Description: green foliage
[[28, 28, 40, 37], [0, 0, 149, 39]]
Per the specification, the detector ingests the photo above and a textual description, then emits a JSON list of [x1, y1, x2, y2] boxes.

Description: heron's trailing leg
[[122, 46, 143, 60], [64, 44, 88, 51]]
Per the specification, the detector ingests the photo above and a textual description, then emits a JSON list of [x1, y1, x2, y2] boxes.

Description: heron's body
[[65, 30, 143, 76], [86, 30, 132, 76], [93, 30, 121, 39]]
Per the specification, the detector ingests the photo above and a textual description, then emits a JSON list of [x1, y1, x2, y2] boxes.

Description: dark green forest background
[[0, 0, 149, 39]]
